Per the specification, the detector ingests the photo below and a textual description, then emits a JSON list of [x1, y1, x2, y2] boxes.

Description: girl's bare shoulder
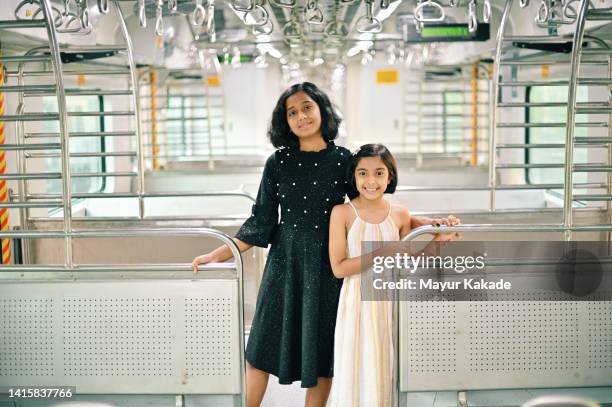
[[331, 202, 351, 217], [390, 202, 410, 226], [390, 202, 410, 217]]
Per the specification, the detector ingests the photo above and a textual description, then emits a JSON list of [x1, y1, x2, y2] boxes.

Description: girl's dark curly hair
[[346, 144, 398, 200], [268, 82, 342, 149]]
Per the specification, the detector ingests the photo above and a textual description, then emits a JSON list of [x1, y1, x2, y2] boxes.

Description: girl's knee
[[246, 361, 268, 376]]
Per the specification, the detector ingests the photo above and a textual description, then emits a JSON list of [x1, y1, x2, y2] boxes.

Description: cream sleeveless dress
[[328, 200, 399, 407]]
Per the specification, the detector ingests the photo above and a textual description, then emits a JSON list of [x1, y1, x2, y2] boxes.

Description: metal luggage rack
[[491, 0, 612, 240], [401, 62, 492, 168], [395, 0, 611, 238], [0, 0, 146, 262]]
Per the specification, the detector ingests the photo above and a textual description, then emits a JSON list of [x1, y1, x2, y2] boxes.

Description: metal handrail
[[492, 0, 611, 239], [0, 226, 247, 406], [522, 395, 600, 407], [402, 223, 612, 242], [39, 0, 72, 266], [114, 1, 145, 219], [16, 190, 257, 220], [397, 223, 612, 405], [563, 0, 591, 240]]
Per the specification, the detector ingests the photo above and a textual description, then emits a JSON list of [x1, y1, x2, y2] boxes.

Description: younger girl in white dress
[[327, 144, 459, 407]]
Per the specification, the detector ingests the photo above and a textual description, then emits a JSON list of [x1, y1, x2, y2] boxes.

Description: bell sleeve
[[235, 153, 280, 248]]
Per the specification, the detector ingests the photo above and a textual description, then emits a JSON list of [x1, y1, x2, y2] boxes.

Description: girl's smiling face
[[354, 156, 391, 200], [285, 91, 323, 140]]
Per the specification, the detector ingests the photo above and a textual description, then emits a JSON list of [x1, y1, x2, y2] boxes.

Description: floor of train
[[2, 387, 612, 406]]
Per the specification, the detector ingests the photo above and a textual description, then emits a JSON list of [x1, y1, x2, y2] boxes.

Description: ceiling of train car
[[122, 0, 507, 68], [6, 0, 610, 71]]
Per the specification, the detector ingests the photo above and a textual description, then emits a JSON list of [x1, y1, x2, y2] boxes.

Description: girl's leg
[[246, 362, 269, 407], [304, 377, 333, 407]]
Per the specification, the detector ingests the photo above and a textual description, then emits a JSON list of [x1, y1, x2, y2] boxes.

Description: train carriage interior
[[0, 0, 611, 405]]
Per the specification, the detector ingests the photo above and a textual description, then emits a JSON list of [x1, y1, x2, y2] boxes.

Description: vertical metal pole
[[471, 63, 479, 166], [14, 102, 28, 262], [0, 47, 10, 265], [490, 0, 514, 211], [563, 0, 590, 241], [416, 81, 423, 168], [41, 0, 72, 266], [15, 47, 45, 263], [180, 95, 186, 157], [115, 1, 145, 219], [442, 90, 448, 155], [401, 67, 407, 155], [199, 50, 215, 171], [607, 52, 611, 243], [150, 70, 159, 171]]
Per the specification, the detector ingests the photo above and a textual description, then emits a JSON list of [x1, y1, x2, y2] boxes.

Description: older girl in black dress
[[192, 82, 350, 407]]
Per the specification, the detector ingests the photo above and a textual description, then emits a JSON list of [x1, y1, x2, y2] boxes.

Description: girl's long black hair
[[268, 82, 342, 149], [346, 144, 398, 200]]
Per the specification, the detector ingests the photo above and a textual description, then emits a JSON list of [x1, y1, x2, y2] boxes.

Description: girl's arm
[[411, 214, 461, 229], [192, 238, 253, 273], [329, 205, 365, 278]]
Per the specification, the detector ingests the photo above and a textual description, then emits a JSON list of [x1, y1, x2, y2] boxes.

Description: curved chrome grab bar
[[98, 0, 109, 14], [468, 0, 478, 32], [269, 0, 296, 8], [192, 0, 207, 25], [483, 0, 491, 22], [242, 4, 269, 27], [563, 0, 579, 20], [356, 0, 383, 33], [522, 395, 600, 407], [324, 20, 349, 38], [138, 0, 147, 27], [203, 0, 216, 36], [15, 0, 63, 27], [519, 0, 529, 7], [305, 0, 324, 25], [414, 0, 445, 23], [535, 0, 549, 24], [252, 18, 273, 35], [231, 0, 255, 12], [282, 20, 302, 38], [155, 0, 164, 36]]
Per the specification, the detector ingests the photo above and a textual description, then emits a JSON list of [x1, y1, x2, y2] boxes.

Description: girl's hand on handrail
[[432, 215, 462, 241], [192, 253, 218, 273], [192, 237, 253, 273]]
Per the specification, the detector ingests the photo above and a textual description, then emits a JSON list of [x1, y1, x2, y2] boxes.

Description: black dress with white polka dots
[[236, 142, 350, 388]]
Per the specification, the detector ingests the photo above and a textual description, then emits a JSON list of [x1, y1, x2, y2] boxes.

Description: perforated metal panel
[[400, 301, 612, 391], [0, 298, 54, 377], [63, 298, 174, 377], [0, 279, 241, 394], [407, 302, 457, 374], [588, 302, 612, 369], [185, 298, 234, 377]]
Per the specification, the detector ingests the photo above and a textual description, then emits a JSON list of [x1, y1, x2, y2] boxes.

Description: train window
[[443, 90, 463, 153], [164, 92, 213, 158], [525, 86, 588, 186], [42, 94, 105, 194], [165, 94, 187, 157]]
